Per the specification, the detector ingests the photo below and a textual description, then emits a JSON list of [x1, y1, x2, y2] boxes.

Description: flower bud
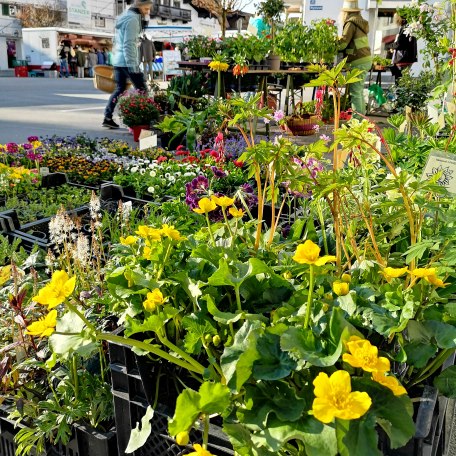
[[176, 431, 189, 446], [333, 281, 349, 296], [341, 273, 351, 283], [212, 335, 221, 347]]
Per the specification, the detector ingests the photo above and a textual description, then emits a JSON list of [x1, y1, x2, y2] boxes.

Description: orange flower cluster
[[232, 64, 249, 77]]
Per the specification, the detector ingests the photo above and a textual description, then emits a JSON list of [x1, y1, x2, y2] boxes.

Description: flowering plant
[[117, 90, 161, 127]]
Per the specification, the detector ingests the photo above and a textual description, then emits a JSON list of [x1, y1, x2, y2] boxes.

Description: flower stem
[[234, 285, 242, 312], [72, 354, 79, 401], [205, 213, 215, 246], [221, 207, 234, 241], [304, 265, 315, 329], [203, 414, 210, 450]]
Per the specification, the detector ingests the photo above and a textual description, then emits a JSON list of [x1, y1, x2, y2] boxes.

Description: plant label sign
[[421, 150, 456, 194], [139, 132, 157, 150]]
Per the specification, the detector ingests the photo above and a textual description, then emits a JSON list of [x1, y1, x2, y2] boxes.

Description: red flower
[[233, 160, 244, 168], [157, 156, 167, 162]]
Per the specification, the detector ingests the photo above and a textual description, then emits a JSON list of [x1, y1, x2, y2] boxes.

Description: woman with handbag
[[390, 13, 418, 83]]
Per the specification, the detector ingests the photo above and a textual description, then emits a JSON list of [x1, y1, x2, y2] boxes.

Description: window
[[162, 0, 170, 6], [95, 16, 105, 27], [173, 1, 180, 7], [42, 38, 50, 48], [2, 4, 15, 16]]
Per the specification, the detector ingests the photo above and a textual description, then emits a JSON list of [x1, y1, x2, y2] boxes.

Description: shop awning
[[144, 25, 193, 43]]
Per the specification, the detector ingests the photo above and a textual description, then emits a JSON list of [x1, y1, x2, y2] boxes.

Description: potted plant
[[372, 56, 391, 70], [282, 99, 320, 136], [117, 90, 161, 141], [257, 0, 285, 70]]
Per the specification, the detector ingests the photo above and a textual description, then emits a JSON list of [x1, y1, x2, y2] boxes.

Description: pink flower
[[215, 132, 224, 144], [263, 117, 271, 124], [273, 110, 285, 122], [319, 134, 331, 143]]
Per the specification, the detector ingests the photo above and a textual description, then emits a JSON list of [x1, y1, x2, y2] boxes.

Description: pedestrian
[[75, 46, 86, 78], [97, 48, 105, 65], [88, 48, 98, 78], [140, 35, 156, 83], [69, 46, 77, 77], [390, 13, 418, 83], [58, 42, 70, 78], [338, 0, 372, 116], [103, 0, 152, 129], [103, 48, 110, 65]]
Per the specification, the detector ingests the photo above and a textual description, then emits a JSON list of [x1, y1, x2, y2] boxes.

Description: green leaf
[[253, 333, 297, 381], [168, 389, 201, 436], [434, 365, 456, 398], [124, 306, 179, 337], [337, 292, 357, 316], [251, 415, 336, 455], [424, 320, 456, 349], [403, 341, 438, 368], [223, 423, 255, 456], [221, 320, 262, 392], [206, 294, 243, 324], [49, 311, 97, 359], [125, 406, 154, 453], [352, 377, 414, 449], [199, 382, 231, 414], [336, 415, 381, 456], [182, 313, 217, 354]]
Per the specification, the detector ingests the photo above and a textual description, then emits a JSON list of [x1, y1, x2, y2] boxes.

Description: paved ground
[[0, 77, 138, 145], [0, 76, 391, 147]]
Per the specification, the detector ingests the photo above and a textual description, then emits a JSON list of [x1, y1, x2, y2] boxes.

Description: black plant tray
[[0, 405, 117, 456], [108, 334, 233, 456], [41, 172, 99, 191], [100, 184, 159, 210]]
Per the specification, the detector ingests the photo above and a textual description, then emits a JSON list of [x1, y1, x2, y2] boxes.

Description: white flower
[[150, 170, 157, 177], [90, 192, 101, 220], [73, 233, 89, 265], [147, 186, 155, 193], [139, 168, 145, 175], [130, 166, 139, 173], [144, 159, 150, 164], [121, 201, 132, 223]]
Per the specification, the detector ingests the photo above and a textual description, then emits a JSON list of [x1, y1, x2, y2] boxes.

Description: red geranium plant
[[117, 90, 161, 127]]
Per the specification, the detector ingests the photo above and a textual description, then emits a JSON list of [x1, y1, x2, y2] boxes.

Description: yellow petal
[[312, 397, 337, 423], [63, 276, 76, 297], [211, 195, 235, 208], [314, 255, 337, 266], [292, 240, 321, 264], [229, 207, 244, 218], [382, 266, 408, 279], [409, 267, 436, 278], [372, 372, 407, 396], [313, 372, 331, 398]]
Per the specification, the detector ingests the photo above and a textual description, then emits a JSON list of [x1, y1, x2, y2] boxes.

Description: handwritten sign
[[162, 50, 182, 80], [421, 150, 456, 194]]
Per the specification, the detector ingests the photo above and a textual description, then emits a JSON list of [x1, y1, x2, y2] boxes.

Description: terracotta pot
[[129, 125, 150, 142]]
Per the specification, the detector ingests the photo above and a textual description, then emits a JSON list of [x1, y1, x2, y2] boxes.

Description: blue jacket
[[112, 8, 142, 71]]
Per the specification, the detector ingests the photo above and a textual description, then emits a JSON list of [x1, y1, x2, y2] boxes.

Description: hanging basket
[[286, 115, 319, 136]]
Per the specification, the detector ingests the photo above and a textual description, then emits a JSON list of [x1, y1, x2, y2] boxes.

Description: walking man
[[103, 0, 151, 129]]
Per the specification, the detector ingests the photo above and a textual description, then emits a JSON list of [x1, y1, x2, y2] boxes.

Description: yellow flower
[[333, 281, 349, 296], [142, 245, 153, 260], [26, 310, 58, 337], [0, 265, 12, 286], [372, 372, 407, 396], [175, 431, 189, 446], [229, 206, 244, 218], [382, 267, 408, 280], [32, 270, 76, 308], [188, 444, 215, 456], [161, 224, 185, 241], [312, 370, 372, 423], [31, 140, 43, 149], [143, 288, 165, 312], [211, 195, 235, 208], [193, 197, 217, 214], [341, 273, 351, 283], [292, 240, 336, 266], [343, 336, 390, 373], [409, 267, 436, 278], [425, 274, 449, 287], [208, 61, 229, 72], [120, 236, 138, 246], [135, 225, 162, 240]]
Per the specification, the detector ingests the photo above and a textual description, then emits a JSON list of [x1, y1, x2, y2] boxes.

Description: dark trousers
[[104, 67, 147, 119]]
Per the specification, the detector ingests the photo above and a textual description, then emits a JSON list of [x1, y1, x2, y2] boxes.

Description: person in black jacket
[[390, 13, 418, 83]]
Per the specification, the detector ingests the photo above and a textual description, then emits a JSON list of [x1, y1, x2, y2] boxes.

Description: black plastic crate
[[108, 336, 233, 456], [41, 172, 98, 191], [100, 184, 158, 210]]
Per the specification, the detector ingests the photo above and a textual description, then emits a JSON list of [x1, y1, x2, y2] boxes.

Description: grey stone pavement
[[0, 77, 138, 146]]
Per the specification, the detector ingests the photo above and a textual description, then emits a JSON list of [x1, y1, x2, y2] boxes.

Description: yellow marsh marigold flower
[[143, 289, 165, 312], [208, 61, 229, 72], [188, 444, 215, 456], [382, 266, 408, 280], [229, 206, 244, 218], [136, 225, 162, 240], [0, 264, 12, 286], [292, 240, 336, 266], [33, 270, 76, 308], [211, 195, 235, 208], [142, 245, 153, 260], [425, 274, 449, 287], [343, 336, 390, 373], [409, 267, 436, 278], [312, 370, 372, 423], [333, 281, 349, 296], [120, 236, 138, 246], [372, 372, 407, 396], [161, 224, 185, 241], [175, 431, 189, 446], [26, 310, 58, 337], [193, 197, 217, 214]]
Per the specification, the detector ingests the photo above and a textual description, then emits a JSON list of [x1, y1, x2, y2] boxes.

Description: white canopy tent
[[144, 25, 193, 43]]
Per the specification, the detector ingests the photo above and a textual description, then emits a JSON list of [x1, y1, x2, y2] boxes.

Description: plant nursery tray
[[108, 333, 234, 456], [41, 172, 99, 191]]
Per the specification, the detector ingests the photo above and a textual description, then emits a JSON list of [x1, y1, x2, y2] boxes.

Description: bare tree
[[191, 0, 252, 38], [17, 1, 64, 28]]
